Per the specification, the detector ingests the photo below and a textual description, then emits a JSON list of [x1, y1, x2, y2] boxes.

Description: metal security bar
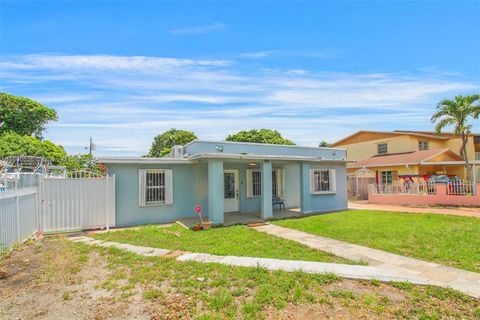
[[447, 180, 475, 195]]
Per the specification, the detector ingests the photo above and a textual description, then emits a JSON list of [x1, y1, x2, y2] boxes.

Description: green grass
[[273, 210, 480, 272], [93, 224, 355, 264], [65, 239, 480, 319]]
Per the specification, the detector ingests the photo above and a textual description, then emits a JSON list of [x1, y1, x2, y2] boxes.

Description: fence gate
[[40, 174, 115, 233], [348, 168, 376, 200]]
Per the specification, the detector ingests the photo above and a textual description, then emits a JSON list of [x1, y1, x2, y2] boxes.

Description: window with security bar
[[139, 169, 173, 206], [252, 171, 262, 197], [145, 171, 165, 204]]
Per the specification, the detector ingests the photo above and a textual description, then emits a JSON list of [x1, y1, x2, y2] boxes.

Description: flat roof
[[184, 139, 347, 151]]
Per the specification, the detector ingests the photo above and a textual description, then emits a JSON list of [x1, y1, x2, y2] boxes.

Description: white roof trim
[[184, 139, 347, 151], [420, 160, 480, 165], [348, 162, 418, 169], [187, 152, 348, 163], [98, 157, 193, 164]]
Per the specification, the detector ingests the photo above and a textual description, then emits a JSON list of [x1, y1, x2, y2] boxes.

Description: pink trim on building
[[368, 183, 480, 207]]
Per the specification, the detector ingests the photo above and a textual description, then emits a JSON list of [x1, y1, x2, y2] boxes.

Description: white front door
[[224, 169, 240, 212]]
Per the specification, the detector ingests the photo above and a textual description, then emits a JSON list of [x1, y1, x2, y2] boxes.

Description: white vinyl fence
[[1, 174, 115, 252], [0, 187, 38, 252], [40, 175, 115, 233]]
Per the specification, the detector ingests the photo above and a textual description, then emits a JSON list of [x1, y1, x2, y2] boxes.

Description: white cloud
[[168, 23, 225, 35], [0, 54, 230, 71], [2, 53, 478, 156]]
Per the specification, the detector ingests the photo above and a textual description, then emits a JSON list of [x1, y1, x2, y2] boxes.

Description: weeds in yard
[[10, 237, 477, 320]]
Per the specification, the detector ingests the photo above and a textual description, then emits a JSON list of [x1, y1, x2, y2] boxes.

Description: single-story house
[[98, 140, 348, 227]]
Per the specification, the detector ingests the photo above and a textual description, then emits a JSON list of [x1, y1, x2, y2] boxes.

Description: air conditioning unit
[[172, 146, 184, 158]]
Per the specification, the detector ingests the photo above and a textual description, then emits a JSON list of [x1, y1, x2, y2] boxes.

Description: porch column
[[300, 162, 311, 214], [261, 161, 273, 219], [208, 159, 224, 224]]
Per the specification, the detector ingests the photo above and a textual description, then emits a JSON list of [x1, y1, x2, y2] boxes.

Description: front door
[[224, 169, 240, 212]]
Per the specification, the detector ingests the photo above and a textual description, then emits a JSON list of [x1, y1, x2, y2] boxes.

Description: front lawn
[[273, 210, 480, 272], [93, 224, 355, 264], [2, 239, 478, 319]]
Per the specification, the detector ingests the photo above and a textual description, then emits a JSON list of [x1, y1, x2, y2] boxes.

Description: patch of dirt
[[264, 303, 383, 320], [0, 240, 151, 320], [1, 239, 478, 319], [325, 279, 407, 302]]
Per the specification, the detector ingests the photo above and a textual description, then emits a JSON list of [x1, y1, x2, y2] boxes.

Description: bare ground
[[0, 239, 478, 320]]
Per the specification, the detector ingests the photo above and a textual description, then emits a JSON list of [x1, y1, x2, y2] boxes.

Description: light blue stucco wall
[[106, 159, 347, 227], [300, 162, 348, 214], [106, 163, 196, 227]]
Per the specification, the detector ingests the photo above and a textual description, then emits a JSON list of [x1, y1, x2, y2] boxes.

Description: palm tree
[[431, 94, 480, 180]]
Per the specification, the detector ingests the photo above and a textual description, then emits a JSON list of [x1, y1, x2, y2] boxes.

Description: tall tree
[[318, 140, 330, 147], [431, 94, 480, 180], [0, 93, 58, 138], [0, 132, 67, 164], [226, 129, 295, 145], [147, 128, 197, 157]]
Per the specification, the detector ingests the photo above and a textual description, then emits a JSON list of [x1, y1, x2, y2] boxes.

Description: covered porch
[[190, 152, 344, 226]]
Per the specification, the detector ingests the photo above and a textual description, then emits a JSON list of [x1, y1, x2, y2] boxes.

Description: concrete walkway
[[253, 224, 480, 298], [349, 201, 480, 218], [68, 235, 479, 298]]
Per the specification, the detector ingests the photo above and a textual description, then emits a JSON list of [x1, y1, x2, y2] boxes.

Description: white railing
[[0, 187, 38, 254], [447, 180, 475, 195], [373, 181, 437, 195]]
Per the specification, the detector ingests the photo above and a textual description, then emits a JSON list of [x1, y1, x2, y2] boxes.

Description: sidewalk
[[349, 201, 480, 218], [68, 235, 480, 298], [253, 224, 480, 298]]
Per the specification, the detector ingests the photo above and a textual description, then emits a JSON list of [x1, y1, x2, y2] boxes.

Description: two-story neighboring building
[[330, 130, 480, 196]]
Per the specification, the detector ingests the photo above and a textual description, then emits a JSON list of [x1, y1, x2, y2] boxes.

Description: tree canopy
[[147, 128, 197, 157], [0, 92, 58, 138], [0, 132, 67, 164], [431, 94, 480, 179], [225, 129, 295, 145], [62, 153, 105, 174], [318, 141, 330, 147]]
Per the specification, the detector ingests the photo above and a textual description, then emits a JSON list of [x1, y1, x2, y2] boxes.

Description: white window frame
[[310, 168, 336, 194], [138, 169, 173, 206], [418, 141, 429, 151], [380, 171, 393, 185]]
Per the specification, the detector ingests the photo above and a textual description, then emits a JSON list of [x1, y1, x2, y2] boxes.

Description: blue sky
[[1, 1, 479, 156]]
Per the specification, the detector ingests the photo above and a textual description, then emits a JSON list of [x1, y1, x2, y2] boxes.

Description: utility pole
[[85, 137, 95, 156]]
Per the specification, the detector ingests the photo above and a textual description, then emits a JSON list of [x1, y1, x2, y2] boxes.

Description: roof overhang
[[97, 157, 193, 164], [188, 153, 349, 163], [420, 160, 480, 166], [348, 162, 418, 169]]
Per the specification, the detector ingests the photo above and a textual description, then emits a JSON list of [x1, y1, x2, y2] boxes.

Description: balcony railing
[[476, 152, 480, 161]]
